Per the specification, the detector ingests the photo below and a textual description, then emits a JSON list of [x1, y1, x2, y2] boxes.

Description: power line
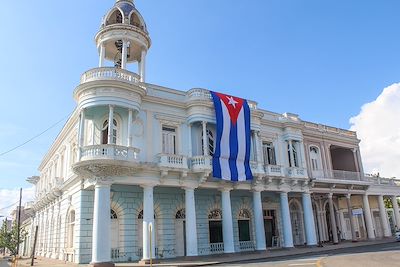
[[0, 201, 19, 212], [0, 115, 70, 157]]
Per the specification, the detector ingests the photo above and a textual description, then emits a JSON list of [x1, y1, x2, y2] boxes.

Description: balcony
[[157, 154, 188, 169], [365, 174, 397, 185], [80, 145, 139, 162], [80, 67, 142, 87], [186, 88, 258, 110], [312, 170, 364, 182], [286, 167, 307, 178], [190, 156, 212, 172], [264, 165, 285, 177]]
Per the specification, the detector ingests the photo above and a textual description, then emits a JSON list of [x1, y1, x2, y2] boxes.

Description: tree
[[0, 220, 27, 256], [384, 197, 400, 209]]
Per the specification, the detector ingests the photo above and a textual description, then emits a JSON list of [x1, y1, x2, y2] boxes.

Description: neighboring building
[[24, 0, 400, 266]]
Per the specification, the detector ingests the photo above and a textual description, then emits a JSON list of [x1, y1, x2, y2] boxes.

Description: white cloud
[[350, 83, 400, 178], [0, 187, 35, 220]]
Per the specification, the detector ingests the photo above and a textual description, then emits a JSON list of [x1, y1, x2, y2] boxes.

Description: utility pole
[[30, 226, 38, 266], [16, 188, 22, 257]]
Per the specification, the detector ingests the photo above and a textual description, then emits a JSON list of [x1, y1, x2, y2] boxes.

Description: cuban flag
[[210, 91, 253, 182]]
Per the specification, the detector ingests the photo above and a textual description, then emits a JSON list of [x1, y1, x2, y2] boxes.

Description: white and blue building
[[23, 1, 400, 266]]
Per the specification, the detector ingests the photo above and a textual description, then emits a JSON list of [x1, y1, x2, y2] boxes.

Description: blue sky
[[1, 0, 400, 191]]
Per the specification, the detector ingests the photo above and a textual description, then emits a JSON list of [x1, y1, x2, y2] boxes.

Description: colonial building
[[24, 0, 400, 266]]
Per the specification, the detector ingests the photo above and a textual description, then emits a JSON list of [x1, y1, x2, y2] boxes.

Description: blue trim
[[243, 100, 253, 180], [229, 123, 239, 181], [211, 91, 222, 179]]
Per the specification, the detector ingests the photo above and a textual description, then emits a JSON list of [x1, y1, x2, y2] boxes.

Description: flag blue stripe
[[243, 100, 253, 180], [229, 122, 239, 181], [211, 91, 222, 179]]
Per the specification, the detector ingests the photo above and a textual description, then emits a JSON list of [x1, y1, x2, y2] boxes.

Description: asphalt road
[[0, 258, 9, 267], [212, 241, 400, 267]]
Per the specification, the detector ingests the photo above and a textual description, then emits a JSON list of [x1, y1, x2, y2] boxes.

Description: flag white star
[[226, 96, 238, 108]]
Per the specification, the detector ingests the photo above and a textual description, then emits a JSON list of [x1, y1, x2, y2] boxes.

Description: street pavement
[[0, 258, 10, 267], [217, 241, 400, 267]]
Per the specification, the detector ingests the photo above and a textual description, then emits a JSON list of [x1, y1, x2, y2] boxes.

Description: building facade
[[24, 1, 400, 266]]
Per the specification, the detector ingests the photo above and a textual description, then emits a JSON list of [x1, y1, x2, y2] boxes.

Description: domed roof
[[115, 0, 136, 17]]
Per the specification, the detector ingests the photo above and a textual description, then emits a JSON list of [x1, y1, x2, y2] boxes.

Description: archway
[[175, 209, 186, 257], [289, 200, 305, 245]]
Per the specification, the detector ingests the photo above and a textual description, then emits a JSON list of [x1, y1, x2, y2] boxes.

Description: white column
[[288, 140, 295, 167], [253, 190, 266, 250], [91, 180, 113, 265], [356, 149, 365, 178], [121, 40, 129, 69], [346, 194, 357, 241], [392, 196, 400, 229], [202, 121, 209, 156], [280, 192, 293, 247], [362, 194, 375, 239], [78, 109, 85, 148], [352, 149, 360, 173], [142, 186, 155, 260], [302, 193, 317, 246], [127, 109, 133, 147], [99, 43, 106, 67], [188, 123, 192, 157], [328, 193, 338, 244], [378, 195, 391, 237], [185, 188, 198, 256], [140, 49, 147, 82], [107, 105, 114, 144], [221, 189, 234, 253], [299, 141, 307, 170]]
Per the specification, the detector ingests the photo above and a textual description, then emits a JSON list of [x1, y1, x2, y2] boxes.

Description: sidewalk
[[14, 238, 396, 267]]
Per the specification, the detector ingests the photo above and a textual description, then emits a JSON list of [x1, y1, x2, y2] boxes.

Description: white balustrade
[[209, 243, 224, 254], [157, 154, 188, 169], [80, 145, 139, 162], [331, 170, 361, 181], [239, 241, 255, 251], [80, 67, 142, 86], [264, 165, 284, 177], [190, 156, 212, 172]]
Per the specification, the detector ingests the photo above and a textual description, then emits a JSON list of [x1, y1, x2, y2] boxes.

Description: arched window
[[110, 209, 119, 252], [309, 146, 320, 171], [67, 210, 75, 248], [238, 209, 251, 242], [107, 9, 123, 25], [202, 129, 215, 156], [130, 12, 142, 29], [208, 209, 223, 244], [102, 119, 117, 144], [288, 142, 298, 167]]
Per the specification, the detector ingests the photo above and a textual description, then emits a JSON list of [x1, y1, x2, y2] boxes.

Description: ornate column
[[362, 194, 375, 240], [142, 186, 155, 261], [188, 123, 192, 157], [253, 190, 266, 250], [356, 149, 365, 178], [378, 195, 391, 237], [202, 121, 209, 156], [328, 193, 338, 244], [325, 144, 333, 177], [140, 50, 147, 82], [185, 187, 198, 256], [91, 179, 114, 267], [78, 109, 86, 148], [280, 192, 293, 247], [299, 141, 307, 170], [121, 40, 129, 69], [221, 189, 234, 253], [346, 194, 357, 241], [99, 43, 105, 67], [391, 196, 400, 229], [288, 140, 295, 167], [107, 105, 114, 144], [302, 193, 317, 246], [127, 109, 133, 147]]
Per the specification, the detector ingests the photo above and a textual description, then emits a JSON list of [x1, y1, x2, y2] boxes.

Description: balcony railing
[[264, 165, 284, 177], [80, 145, 139, 162], [157, 154, 188, 169], [239, 241, 255, 251], [312, 170, 363, 182], [186, 88, 258, 110], [190, 156, 212, 172], [209, 242, 224, 254], [365, 174, 397, 185], [80, 67, 141, 86]]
